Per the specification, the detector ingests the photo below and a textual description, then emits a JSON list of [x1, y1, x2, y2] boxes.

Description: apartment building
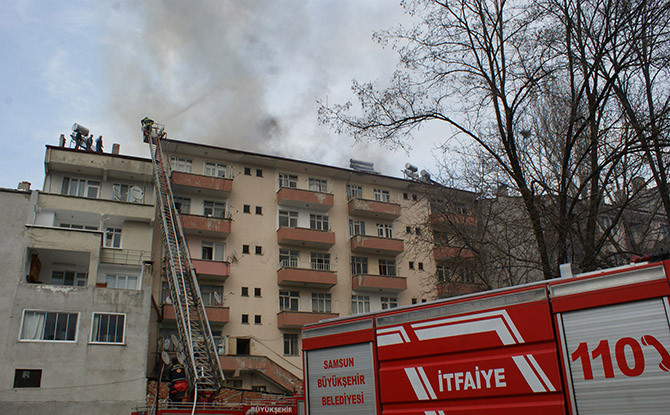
[[0, 144, 155, 415], [153, 139, 441, 394]]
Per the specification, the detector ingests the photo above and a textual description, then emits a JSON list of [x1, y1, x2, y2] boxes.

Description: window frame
[[346, 184, 363, 199], [351, 295, 370, 314], [90, 312, 126, 345], [279, 290, 300, 311], [310, 252, 330, 271], [61, 177, 100, 199], [374, 188, 390, 202], [308, 178, 328, 192], [279, 249, 299, 268], [104, 227, 122, 248], [173, 196, 191, 214], [278, 210, 298, 228], [312, 293, 332, 313], [170, 157, 193, 173], [50, 270, 87, 287], [381, 297, 398, 310], [349, 219, 366, 236], [204, 162, 227, 178], [105, 273, 139, 290], [20, 310, 79, 343], [284, 333, 299, 356], [351, 256, 368, 275], [278, 173, 298, 188], [376, 223, 393, 238], [203, 200, 226, 218], [378, 259, 397, 276], [310, 214, 329, 231]]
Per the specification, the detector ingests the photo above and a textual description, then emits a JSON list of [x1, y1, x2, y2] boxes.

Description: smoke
[[100, 0, 417, 174]]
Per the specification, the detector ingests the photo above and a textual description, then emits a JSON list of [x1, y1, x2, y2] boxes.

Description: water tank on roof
[[72, 123, 89, 136]]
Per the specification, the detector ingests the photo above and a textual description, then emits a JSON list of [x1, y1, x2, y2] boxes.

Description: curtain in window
[[21, 312, 45, 340]]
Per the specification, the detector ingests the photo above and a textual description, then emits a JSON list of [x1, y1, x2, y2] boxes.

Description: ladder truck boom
[[142, 118, 225, 398]]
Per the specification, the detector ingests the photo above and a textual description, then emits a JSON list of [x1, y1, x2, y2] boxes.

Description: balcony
[[38, 192, 154, 222], [352, 274, 407, 293], [192, 259, 230, 280], [218, 355, 303, 393], [433, 246, 475, 261], [181, 214, 231, 237], [430, 212, 477, 227], [350, 235, 404, 256], [162, 303, 230, 325], [100, 248, 151, 266], [277, 311, 339, 329], [276, 187, 334, 211], [45, 146, 152, 181], [171, 171, 232, 198], [276, 227, 335, 249], [348, 198, 401, 220], [437, 281, 482, 298], [277, 267, 337, 288]]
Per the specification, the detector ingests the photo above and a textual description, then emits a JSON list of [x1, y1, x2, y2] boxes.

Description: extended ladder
[[142, 119, 225, 396]]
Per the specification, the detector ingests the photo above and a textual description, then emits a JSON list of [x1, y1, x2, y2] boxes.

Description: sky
[[0, 0, 448, 190]]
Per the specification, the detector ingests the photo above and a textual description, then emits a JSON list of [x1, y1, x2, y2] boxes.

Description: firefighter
[[168, 357, 188, 406], [141, 117, 154, 136]]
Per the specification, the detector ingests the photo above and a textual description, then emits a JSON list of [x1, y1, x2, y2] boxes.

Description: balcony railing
[[277, 266, 337, 288], [277, 227, 335, 249], [192, 259, 230, 279], [277, 187, 334, 211], [277, 310, 339, 329], [100, 248, 151, 266], [181, 213, 231, 237], [351, 274, 407, 293], [433, 246, 475, 261], [171, 171, 233, 197], [348, 197, 401, 220], [162, 303, 230, 324], [350, 235, 404, 256]]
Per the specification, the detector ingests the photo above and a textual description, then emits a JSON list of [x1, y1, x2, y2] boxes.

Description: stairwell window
[[170, 157, 192, 173], [61, 177, 100, 198], [90, 313, 125, 344], [204, 162, 226, 177], [312, 293, 331, 313], [278, 173, 298, 188], [203, 201, 226, 218], [377, 223, 393, 238], [310, 214, 329, 231], [20, 310, 78, 342], [279, 210, 298, 227], [105, 274, 138, 290], [374, 189, 390, 202], [104, 228, 122, 248], [351, 295, 370, 314], [284, 333, 299, 356], [379, 259, 396, 276], [279, 290, 299, 311], [309, 178, 328, 192]]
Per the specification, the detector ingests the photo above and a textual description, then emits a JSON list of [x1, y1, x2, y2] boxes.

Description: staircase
[[144, 122, 225, 394]]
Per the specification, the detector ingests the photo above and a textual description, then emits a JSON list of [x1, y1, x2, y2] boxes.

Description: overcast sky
[[0, 0, 447, 190]]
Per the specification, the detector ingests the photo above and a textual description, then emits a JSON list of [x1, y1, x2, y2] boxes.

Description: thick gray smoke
[[100, 0, 416, 173]]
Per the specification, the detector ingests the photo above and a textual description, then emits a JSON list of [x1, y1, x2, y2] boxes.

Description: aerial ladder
[[141, 118, 225, 401]]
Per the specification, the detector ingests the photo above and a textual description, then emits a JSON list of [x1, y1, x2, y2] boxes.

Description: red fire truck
[[302, 259, 670, 414]]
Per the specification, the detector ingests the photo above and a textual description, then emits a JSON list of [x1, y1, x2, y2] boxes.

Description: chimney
[[59, 134, 66, 147], [112, 143, 120, 155], [18, 181, 31, 191]]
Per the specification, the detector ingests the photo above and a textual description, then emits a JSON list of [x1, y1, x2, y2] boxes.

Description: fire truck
[[302, 257, 670, 415]]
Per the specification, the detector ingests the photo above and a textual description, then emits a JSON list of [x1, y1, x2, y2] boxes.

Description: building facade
[[0, 144, 155, 415], [153, 139, 442, 394]]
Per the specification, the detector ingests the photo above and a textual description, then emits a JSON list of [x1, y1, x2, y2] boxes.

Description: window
[[415, 227, 422, 235], [200, 285, 223, 306], [309, 178, 328, 192], [173, 197, 191, 214], [91, 313, 125, 344], [255, 246, 263, 255], [252, 385, 267, 392], [413, 194, 418, 201], [374, 189, 390, 202], [51, 271, 87, 287], [279, 290, 299, 311], [255, 206, 262, 215], [170, 157, 192, 173], [104, 228, 122, 248], [310, 214, 329, 231], [351, 257, 368, 275], [20, 311, 78, 342], [409, 261, 415, 270], [202, 241, 225, 261], [254, 288, 261, 297], [241, 287, 249, 297], [418, 262, 424, 270], [160, 282, 171, 304], [254, 315, 262, 324], [256, 169, 263, 177], [243, 204, 251, 213], [412, 298, 418, 304], [112, 183, 144, 203], [203, 201, 226, 218], [279, 249, 299, 268], [14, 369, 41, 388], [106, 274, 138, 290], [310, 252, 330, 271], [204, 162, 226, 177], [284, 333, 299, 356], [58, 223, 97, 230], [278, 173, 298, 188], [279, 210, 298, 227], [312, 293, 332, 313], [403, 193, 409, 200], [244, 167, 251, 175], [242, 245, 250, 254], [379, 259, 396, 276], [437, 265, 449, 282], [377, 223, 393, 238], [462, 268, 476, 283], [242, 314, 249, 324], [406, 226, 412, 234], [61, 177, 100, 198], [454, 202, 468, 215], [381, 297, 398, 310], [346, 184, 363, 199], [351, 296, 370, 314], [349, 220, 366, 236]]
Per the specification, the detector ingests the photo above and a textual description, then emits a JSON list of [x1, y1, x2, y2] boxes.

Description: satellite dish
[[170, 334, 181, 351], [161, 351, 171, 365], [129, 186, 144, 202], [177, 352, 186, 365]]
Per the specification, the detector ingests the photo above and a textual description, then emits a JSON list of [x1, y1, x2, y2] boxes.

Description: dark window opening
[[241, 287, 249, 297], [241, 314, 249, 324], [255, 246, 262, 255], [236, 338, 250, 355], [256, 169, 263, 177], [242, 245, 250, 254], [255, 206, 262, 215], [243, 205, 251, 213], [254, 315, 261, 324], [244, 167, 251, 176], [14, 369, 41, 388], [254, 288, 261, 297]]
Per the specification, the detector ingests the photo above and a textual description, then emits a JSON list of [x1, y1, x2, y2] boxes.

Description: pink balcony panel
[[350, 235, 404, 256], [277, 187, 333, 211], [181, 214, 231, 237], [277, 311, 339, 329], [162, 304, 230, 324], [277, 267, 337, 288], [352, 274, 407, 293], [192, 259, 230, 279], [348, 198, 401, 220], [171, 171, 232, 196], [277, 227, 335, 249]]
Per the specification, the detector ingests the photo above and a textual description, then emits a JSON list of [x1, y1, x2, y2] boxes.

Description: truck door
[[551, 262, 670, 415]]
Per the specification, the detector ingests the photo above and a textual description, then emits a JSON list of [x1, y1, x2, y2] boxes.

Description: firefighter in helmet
[[168, 357, 188, 405]]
